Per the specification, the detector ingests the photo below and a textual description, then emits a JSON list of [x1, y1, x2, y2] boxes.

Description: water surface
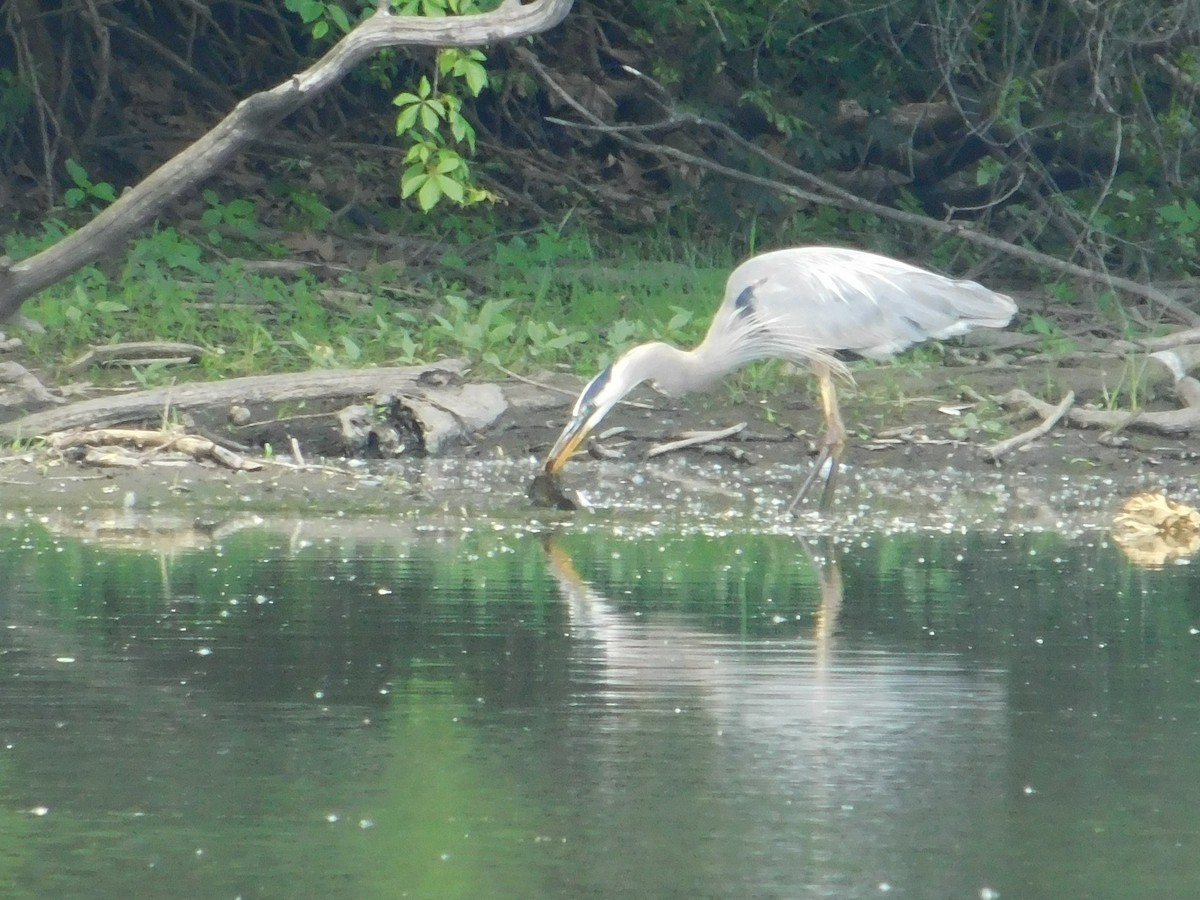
[[0, 514, 1196, 898]]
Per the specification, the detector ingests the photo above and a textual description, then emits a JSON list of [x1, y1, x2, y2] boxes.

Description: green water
[[0, 516, 1196, 899]]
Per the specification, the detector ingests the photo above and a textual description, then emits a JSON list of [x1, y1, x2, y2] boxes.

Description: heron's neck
[[636, 341, 731, 396]]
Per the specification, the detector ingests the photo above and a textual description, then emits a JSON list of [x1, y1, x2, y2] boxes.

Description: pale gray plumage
[[543, 246, 1017, 512]]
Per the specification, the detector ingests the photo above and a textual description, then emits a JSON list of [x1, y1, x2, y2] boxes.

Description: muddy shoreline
[[0, 358, 1195, 536]]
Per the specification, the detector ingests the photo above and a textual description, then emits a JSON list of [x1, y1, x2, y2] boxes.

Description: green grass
[[5, 213, 1056, 403], [9, 219, 739, 386]]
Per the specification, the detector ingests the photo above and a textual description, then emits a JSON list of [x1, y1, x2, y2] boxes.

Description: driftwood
[[49, 428, 262, 471], [0, 0, 575, 320], [0, 360, 506, 456], [999, 386, 1200, 436], [0, 361, 62, 410], [65, 341, 206, 375], [646, 422, 748, 458], [980, 391, 1074, 463]]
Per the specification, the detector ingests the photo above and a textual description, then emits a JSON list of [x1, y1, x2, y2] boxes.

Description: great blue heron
[[540, 246, 1018, 512]]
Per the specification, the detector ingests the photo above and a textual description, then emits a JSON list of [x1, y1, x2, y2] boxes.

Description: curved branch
[[0, 0, 575, 321]]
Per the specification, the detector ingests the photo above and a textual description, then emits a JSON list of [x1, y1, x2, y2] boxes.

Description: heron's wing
[[722, 247, 1017, 360]]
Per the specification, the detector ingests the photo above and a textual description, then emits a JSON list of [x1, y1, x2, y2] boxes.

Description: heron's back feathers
[[718, 247, 1017, 363]]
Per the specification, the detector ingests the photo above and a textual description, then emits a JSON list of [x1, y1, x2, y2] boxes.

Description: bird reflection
[[539, 534, 1007, 893], [544, 533, 844, 663]]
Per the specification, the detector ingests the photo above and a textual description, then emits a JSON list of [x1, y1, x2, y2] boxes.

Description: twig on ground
[[981, 391, 1074, 463], [646, 422, 747, 458]]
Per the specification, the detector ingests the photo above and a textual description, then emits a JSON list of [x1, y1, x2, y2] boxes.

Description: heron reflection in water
[[541, 247, 1017, 511]]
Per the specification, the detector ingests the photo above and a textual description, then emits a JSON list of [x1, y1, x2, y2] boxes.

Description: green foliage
[[0, 68, 30, 143], [62, 159, 116, 210], [395, 49, 493, 211], [200, 190, 259, 245], [388, 0, 493, 212], [431, 294, 516, 360], [1024, 311, 1076, 356], [1157, 198, 1200, 256], [281, 186, 334, 231], [945, 408, 1005, 441], [283, 0, 356, 40], [292, 331, 362, 367]]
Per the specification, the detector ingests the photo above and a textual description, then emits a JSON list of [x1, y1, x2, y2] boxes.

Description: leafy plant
[[431, 295, 516, 358], [392, 0, 494, 212], [945, 409, 1005, 441], [1025, 312, 1076, 356], [63, 159, 116, 210], [283, 0, 356, 40], [1158, 198, 1200, 255], [0, 68, 30, 144], [200, 190, 259, 245]]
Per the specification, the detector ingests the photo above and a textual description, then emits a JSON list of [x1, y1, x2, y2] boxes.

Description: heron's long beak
[[544, 364, 617, 475], [543, 405, 597, 475]]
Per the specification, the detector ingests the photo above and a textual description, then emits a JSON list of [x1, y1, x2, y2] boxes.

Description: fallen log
[[0, 360, 507, 456]]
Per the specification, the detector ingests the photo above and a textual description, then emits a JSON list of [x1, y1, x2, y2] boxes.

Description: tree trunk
[[0, 0, 575, 320]]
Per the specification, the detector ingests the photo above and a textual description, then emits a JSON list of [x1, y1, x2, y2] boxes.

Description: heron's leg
[[785, 369, 846, 514], [817, 372, 846, 512], [785, 445, 830, 514]]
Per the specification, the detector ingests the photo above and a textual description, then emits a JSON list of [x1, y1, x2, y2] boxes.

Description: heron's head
[[543, 345, 670, 475], [543, 363, 622, 475]]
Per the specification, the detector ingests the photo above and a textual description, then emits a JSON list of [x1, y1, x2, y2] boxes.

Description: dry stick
[[1000, 387, 1200, 436], [980, 391, 1075, 463], [646, 422, 747, 459], [0, 0, 576, 320], [520, 49, 1200, 327]]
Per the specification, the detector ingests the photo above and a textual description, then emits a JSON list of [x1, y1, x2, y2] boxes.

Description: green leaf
[[420, 177, 444, 211], [419, 103, 443, 132], [312, 20, 328, 39], [450, 116, 475, 148], [394, 104, 420, 133], [65, 158, 89, 188], [463, 62, 488, 96], [400, 171, 428, 199], [328, 5, 351, 32], [435, 174, 464, 203]]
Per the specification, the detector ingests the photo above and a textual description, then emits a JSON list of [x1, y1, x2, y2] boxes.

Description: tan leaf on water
[[1112, 491, 1200, 566]]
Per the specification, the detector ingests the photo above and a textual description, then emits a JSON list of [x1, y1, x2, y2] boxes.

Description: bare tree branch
[[0, 0, 575, 321]]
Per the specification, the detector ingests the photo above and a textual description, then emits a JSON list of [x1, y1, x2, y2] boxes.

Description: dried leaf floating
[[1111, 491, 1200, 567]]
